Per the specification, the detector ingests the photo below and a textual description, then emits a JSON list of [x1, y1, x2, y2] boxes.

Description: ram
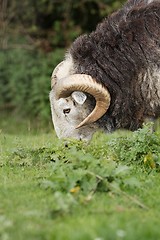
[[49, 0, 160, 140]]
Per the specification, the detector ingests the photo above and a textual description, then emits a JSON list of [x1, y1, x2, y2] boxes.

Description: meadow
[[0, 117, 160, 240]]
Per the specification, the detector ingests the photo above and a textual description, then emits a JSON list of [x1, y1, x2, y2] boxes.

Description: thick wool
[[70, 0, 160, 131]]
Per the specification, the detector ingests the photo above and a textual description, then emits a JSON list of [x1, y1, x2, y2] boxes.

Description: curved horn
[[51, 61, 64, 88], [54, 74, 111, 128]]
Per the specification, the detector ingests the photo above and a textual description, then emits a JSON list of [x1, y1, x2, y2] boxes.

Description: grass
[[0, 117, 160, 240]]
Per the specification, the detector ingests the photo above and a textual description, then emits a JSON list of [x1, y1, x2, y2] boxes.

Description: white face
[[49, 91, 98, 140]]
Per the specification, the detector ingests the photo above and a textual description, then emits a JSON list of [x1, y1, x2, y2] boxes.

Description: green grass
[[0, 118, 160, 240]]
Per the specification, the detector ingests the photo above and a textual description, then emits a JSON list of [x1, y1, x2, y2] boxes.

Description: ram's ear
[[71, 91, 87, 105]]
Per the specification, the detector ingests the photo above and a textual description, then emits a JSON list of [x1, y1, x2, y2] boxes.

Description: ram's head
[[49, 59, 111, 140]]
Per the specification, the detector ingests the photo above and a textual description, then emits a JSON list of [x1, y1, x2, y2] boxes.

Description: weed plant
[[0, 121, 160, 239]]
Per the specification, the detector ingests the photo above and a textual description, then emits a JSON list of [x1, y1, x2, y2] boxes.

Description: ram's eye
[[63, 108, 71, 114]]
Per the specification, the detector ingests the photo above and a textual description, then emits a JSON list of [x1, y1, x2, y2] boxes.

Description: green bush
[[0, 48, 65, 120]]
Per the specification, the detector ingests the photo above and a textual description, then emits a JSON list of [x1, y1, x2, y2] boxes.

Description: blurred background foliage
[[0, 0, 125, 122]]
